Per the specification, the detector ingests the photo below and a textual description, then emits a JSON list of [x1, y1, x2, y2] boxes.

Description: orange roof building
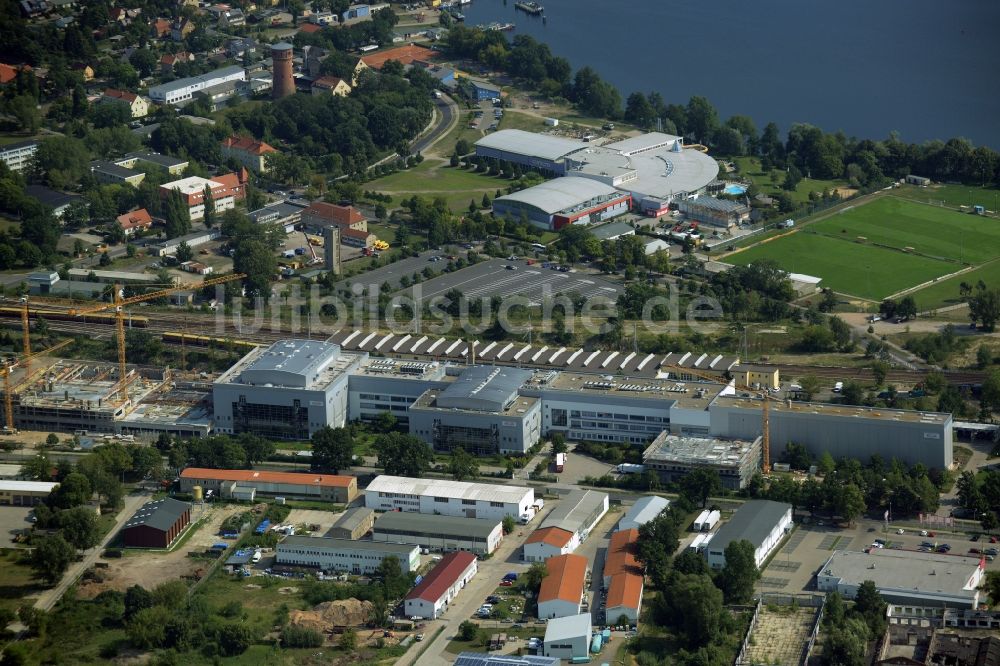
[[524, 526, 574, 561], [115, 208, 154, 236], [538, 554, 588, 619], [301, 201, 367, 233], [0, 63, 30, 85], [220, 135, 278, 173], [358, 44, 437, 71], [311, 75, 351, 97], [605, 572, 643, 624], [179, 467, 358, 503], [602, 528, 641, 585]]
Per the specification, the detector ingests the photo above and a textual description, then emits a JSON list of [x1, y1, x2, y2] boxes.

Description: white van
[[833, 381, 844, 393]]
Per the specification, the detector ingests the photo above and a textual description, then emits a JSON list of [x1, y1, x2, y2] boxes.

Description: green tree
[[719, 539, 760, 603], [339, 627, 357, 650], [234, 239, 277, 300], [47, 472, 92, 509], [175, 240, 193, 263], [310, 426, 354, 473], [551, 432, 567, 455], [522, 561, 549, 592], [163, 188, 192, 239], [45, 433, 59, 447], [982, 369, 1000, 415], [458, 620, 478, 641], [281, 625, 323, 648], [668, 573, 723, 646], [217, 622, 254, 656], [30, 534, 76, 584], [203, 184, 216, 228], [9, 94, 41, 133], [679, 468, 722, 508], [373, 432, 434, 477], [502, 515, 515, 535], [853, 580, 888, 636], [124, 584, 154, 621], [685, 96, 719, 144], [823, 616, 869, 666], [374, 411, 397, 433], [58, 506, 101, 550], [871, 361, 890, 387], [977, 344, 993, 370], [982, 570, 1000, 607], [834, 483, 866, 525], [448, 447, 479, 481]]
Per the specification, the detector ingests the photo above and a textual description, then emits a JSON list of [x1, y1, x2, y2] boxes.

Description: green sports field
[[726, 232, 955, 300], [910, 258, 1000, 311], [808, 197, 1000, 264], [724, 196, 1000, 300]]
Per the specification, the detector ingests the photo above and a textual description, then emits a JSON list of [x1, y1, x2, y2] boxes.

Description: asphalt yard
[[402, 259, 622, 307]]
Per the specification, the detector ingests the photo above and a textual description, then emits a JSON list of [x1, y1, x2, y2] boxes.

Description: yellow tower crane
[[67, 273, 246, 399], [20, 296, 30, 377], [2, 338, 73, 433], [661, 364, 775, 474]]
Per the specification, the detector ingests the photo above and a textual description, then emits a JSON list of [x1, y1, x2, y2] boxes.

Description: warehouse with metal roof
[[364, 475, 535, 521], [372, 511, 504, 555], [492, 178, 631, 230], [213, 339, 364, 439], [121, 498, 192, 548], [617, 496, 670, 531], [475, 129, 588, 171], [704, 500, 792, 569]]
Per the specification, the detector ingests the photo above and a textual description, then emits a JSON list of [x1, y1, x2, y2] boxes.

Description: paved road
[[412, 93, 459, 157], [31, 491, 150, 611]]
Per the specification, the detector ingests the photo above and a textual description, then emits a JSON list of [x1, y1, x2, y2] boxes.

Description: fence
[[734, 594, 826, 666]]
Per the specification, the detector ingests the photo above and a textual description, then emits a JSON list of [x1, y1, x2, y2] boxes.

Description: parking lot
[[0, 506, 34, 544], [401, 258, 622, 307], [332, 249, 462, 294], [758, 520, 1000, 595]]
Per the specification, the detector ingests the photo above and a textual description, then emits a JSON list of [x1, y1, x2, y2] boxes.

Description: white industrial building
[[817, 549, 984, 609], [364, 475, 534, 521], [404, 550, 478, 620], [275, 536, 420, 574], [542, 613, 593, 660], [0, 480, 59, 506], [0, 140, 38, 173], [148, 65, 246, 105], [492, 178, 631, 231], [372, 511, 504, 556], [617, 495, 670, 531], [524, 490, 608, 562], [704, 500, 792, 570], [213, 340, 362, 440], [408, 366, 542, 455]]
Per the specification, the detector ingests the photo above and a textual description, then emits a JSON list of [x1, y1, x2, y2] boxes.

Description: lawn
[[726, 231, 956, 300], [894, 182, 1000, 212], [367, 161, 511, 212], [732, 156, 845, 205], [909, 257, 1000, 311], [809, 197, 1000, 265], [0, 548, 40, 615]]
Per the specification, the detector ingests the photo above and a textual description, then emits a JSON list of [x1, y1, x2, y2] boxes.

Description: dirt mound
[[289, 598, 373, 633]]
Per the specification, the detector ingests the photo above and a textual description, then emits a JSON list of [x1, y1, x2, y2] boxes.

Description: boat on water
[[479, 21, 515, 31], [449, 10, 465, 20], [514, 1, 544, 15]]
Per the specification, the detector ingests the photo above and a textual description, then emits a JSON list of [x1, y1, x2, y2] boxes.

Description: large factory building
[[213, 339, 363, 440]]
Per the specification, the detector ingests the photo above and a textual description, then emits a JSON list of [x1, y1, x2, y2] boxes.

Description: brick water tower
[[271, 42, 294, 99]]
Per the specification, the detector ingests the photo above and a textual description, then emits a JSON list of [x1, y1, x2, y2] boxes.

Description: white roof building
[[542, 613, 592, 660], [617, 495, 670, 531], [364, 475, 534, 521]]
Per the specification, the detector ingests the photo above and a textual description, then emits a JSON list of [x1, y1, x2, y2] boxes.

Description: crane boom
[[660, 364, 775, 475], [67, 273, 245, 399]]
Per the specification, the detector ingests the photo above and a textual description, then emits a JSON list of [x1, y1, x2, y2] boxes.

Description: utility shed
[[121, 498, 192, 548]]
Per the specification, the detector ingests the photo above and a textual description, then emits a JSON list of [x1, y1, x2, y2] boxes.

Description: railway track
[[3, 314, 986, 388]]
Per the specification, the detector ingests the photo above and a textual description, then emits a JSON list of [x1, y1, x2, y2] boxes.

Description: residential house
[[0, 63, 31, 85], [151, 18, 171, 38], [171, 17, 195, 42], [160, 51, 194, 73], [226, 37, 257, 59], [219, 7, 245, 27], [71, 63, 94, 81], [25, 184, 79, 218], [220, 135, 278, 173], [18, 0, 49, 18], [115, 209, 154, 237], [101, 88, 149, 118], [311, 75, 351, 96]]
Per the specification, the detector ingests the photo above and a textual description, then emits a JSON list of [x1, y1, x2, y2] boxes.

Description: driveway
[[31, 490, 150, 611]]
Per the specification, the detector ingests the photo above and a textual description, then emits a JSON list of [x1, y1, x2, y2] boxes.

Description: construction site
[[8, 359, 214, 438]]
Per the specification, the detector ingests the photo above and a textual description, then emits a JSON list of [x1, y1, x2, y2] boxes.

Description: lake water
[[458, 0, 1000, 148]]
